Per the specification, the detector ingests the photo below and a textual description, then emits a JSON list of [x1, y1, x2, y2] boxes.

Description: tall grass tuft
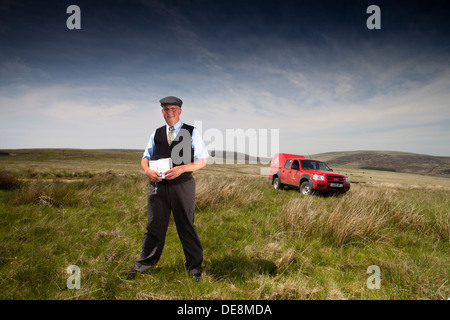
[[433, 211, 449, 242], [3, 172, 148, 209], [194, 174, 265, 211], [282, 187, 425, 246], [6, 180, 97, 207], [0, 170, 21, 190]]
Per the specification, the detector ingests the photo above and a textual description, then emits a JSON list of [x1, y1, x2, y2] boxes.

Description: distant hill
[[311, 150, 450, 177], [207, 150, 450, 177], [182, 149, 450, 177], [2, 148, 448, 177]]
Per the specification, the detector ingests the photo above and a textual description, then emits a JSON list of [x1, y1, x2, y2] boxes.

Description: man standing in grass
[[126, 96, 209, 281]]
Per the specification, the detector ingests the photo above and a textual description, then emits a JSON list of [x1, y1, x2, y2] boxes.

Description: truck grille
[[327, 175, 345, 183]]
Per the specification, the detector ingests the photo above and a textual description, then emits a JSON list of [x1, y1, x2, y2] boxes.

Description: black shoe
[[189, 270, 202, 282], [125, 269, 138, 280]]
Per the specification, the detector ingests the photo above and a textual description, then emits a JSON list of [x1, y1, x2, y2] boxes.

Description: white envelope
[[149, 158, 173, 179]]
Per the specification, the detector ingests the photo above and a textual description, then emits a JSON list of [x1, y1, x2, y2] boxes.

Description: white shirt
[[143, 121, 209, 161]]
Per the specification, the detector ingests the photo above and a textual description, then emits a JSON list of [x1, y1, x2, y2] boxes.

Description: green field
[[0, 149, 449, 300]]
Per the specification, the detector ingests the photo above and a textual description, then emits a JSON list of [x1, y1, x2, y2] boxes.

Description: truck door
[[280, 159, 292, 184], [288, 160, 301, 186]]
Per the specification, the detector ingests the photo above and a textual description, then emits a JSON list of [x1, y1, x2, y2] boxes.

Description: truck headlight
[[345, 177, 350, 183], [313, 174, 325, 181]]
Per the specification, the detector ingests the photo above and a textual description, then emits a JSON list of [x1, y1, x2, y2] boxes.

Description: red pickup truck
[[268, 153, 350, 195]]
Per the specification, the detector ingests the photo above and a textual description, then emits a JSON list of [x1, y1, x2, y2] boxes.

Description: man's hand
[[164, 159, 206, 180], [142, 158, 162, 182], [142, 158, 206, 182], [164, 166, 185, 180], [145, 168, 162, 182]]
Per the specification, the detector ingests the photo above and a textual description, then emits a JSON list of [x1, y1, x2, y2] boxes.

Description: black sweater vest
[[154, 123, 195, 184]]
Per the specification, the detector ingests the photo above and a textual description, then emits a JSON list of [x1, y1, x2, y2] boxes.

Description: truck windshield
[[300, 160, 331, 171]]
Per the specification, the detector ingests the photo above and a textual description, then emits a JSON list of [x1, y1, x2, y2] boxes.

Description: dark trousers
[[134, 176, 203, 274]]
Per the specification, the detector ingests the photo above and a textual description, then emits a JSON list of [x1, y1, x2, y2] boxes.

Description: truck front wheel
[[300, 181, 313, 195], [273, 176, 283, 190]]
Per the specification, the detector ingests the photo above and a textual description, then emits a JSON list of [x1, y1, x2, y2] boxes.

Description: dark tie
[[168, 126, 175, 145]]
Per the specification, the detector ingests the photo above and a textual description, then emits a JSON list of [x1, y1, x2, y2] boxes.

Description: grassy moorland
[[0, 149, 448, 300]]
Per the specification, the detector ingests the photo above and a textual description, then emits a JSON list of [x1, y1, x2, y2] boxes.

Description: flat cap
[[159, 96, 183, 107]]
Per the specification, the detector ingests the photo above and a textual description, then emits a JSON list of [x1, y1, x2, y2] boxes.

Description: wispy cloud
[[0, 83, 158, 149], [44, 103, 133, 120]]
